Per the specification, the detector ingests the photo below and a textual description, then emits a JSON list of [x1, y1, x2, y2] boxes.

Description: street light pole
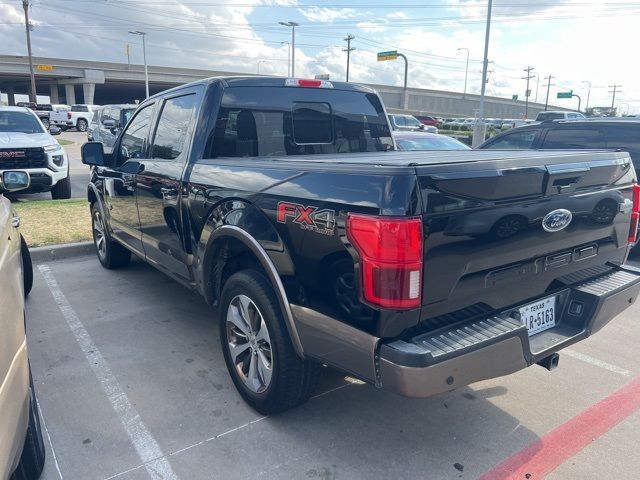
[[281, 41, 291, 77], [581, 80, 591, 112], [473, 0, 493, 148], [22, 0, 37, 103], [457, 47, 469, 98], [129, 31, 149, 99], [279, 22, 298, 77], [544, 75, 554, 111], [257, 60, 267, 74]]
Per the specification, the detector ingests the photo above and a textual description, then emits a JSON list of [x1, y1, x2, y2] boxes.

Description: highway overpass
[[0, 55, 569, 119]]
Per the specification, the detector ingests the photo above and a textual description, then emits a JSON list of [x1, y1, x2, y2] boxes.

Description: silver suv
[[0, 171, 45, 480]]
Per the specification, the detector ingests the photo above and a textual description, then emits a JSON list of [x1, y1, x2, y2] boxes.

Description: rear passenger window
[[151, 94, 197, 161], [603, 125, 640, 162], [542, 128, 604, 149], [484, 130, 537, 149]]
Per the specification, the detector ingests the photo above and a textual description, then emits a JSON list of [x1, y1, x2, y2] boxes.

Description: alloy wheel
[[226, 294, 273, 394]]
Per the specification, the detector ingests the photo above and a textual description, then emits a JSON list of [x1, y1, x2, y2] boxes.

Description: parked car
[[0, 107, 71, 199], [535, 111, 585, 122], [414, 115, 441, 127], [81, 76, 640, 415], [88, 104, 137, 152], [16, 103, 55, 130], [0, 170, 45, 480], [50, 104, 99, 132], [478, 119, 640, 176], [393, 131, 470, 150], [388, 113, 433, 132]]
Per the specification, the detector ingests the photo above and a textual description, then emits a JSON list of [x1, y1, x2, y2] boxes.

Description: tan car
[[0, 171, 45, 480]]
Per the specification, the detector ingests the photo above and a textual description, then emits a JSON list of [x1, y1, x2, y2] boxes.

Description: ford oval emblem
[[542, 209, 573, 232]]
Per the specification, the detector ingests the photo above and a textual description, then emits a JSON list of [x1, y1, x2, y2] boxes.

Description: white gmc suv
[[0, 107, 71, 199]]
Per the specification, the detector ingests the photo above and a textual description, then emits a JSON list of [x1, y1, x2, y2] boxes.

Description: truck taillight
[[629, 184, 640, 244], [346, 214, 423, 309], [67, 112, 72, 119], [284, 78, 334, 89]]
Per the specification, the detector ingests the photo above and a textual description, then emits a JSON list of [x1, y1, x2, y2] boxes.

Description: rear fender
[[197, 200, 303, 356]]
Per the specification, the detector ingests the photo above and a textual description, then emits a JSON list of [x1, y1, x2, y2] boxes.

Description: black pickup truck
[[81, 77, 640, 414]]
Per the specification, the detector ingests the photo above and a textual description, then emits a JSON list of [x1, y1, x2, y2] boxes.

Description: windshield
[[395, 135, 470, 151], [536, 112, 564, 121], [0, 111, 45, 133]]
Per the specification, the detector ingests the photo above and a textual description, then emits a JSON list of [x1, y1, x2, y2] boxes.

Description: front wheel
[[50, 175, 71, 200], [41, 118, 50, 130], [91, 204, 131, 269], [76, 119, 88, 132], [220, 270, 320, 414]]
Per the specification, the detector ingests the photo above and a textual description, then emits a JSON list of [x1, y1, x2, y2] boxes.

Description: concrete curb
[[30, 241, 95, 263]]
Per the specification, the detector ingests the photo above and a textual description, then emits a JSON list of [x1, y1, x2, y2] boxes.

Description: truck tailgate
[[416, 150, 636, 325]]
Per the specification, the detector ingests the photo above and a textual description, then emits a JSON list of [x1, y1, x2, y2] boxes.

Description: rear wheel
[[50, 175, 71, 200], [21, 235, 33, 297], [220, 270, 321, 414], [76, 119, 88, 132], [91, 204, 131, 269], [41, 118, 49, 130], [10, 370, 45, 480]]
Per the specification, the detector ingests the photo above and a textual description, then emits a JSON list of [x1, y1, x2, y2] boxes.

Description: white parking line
[[563, 348, 632, 377], [38, 265, 179, 480], [36, 397, 64, 480]]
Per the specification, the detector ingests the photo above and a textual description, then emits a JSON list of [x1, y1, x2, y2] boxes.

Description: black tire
[[10, 370, 45, 480], [50, 175, 71, 200], [91, 204, 131, 269], [21, 235, 33, 297], [220, 270, 321, 414], [41, 118, 49, 130], [76, 118, 88, 132]]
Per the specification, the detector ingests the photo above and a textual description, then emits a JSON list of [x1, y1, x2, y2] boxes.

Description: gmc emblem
[[0, 151, 26, 158]]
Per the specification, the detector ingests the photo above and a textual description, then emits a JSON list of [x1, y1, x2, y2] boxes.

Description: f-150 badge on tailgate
[[277, 201, 336, 236], [542, 209, 572, 232]]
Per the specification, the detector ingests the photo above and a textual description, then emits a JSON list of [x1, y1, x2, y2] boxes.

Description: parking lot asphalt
[[13, 130, 89, 201], [26, 253, 640, 480]]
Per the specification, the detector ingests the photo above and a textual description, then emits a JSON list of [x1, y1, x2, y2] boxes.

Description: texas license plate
[[519, 295, 556, 336]]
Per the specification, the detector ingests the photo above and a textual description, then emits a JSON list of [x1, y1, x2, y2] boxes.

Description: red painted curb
[[479, 375, 640, 479]]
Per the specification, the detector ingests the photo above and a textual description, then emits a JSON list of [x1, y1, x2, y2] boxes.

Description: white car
[[49, 104, 99, 132], [0, 107, 71, 199], [535, 110, 585, 122]]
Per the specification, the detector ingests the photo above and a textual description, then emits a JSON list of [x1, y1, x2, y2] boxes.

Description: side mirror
[[418, 124, 425, 130], [103, 119, 116, 128], [0, 171, 30, 193], [82, 142, 111, 167], [49, 126, 61, 135]]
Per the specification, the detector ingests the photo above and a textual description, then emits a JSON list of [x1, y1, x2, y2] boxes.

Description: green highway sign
[[377, 50, 398, 61], [512, 94, 518, 101], [557, 91, 573, 99]]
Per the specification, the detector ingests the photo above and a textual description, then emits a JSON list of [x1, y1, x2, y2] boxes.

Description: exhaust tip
[[536, 353, 560, 371]]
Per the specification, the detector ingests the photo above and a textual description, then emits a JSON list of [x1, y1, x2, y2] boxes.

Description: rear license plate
[[519, 295, 556, 336]]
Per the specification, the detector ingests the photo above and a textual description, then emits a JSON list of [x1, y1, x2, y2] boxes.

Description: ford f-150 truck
[[81, 77, 640, 414]]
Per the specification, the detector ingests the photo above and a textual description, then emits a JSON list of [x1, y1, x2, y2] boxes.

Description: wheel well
[[208, 236, 266, 304]]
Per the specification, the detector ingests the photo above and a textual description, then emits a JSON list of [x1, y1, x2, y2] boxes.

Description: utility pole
[[126, 43, 131, 66], [22, 0, 37, 103], [534, 74, 540, 103], [279, 22, 298, 77], [544, 75, 554, 111], [129, 31, 149, 98], [457, 47, 469, 98], [522, 66, 534, 119], [581, 80, 591, 111], [609, 84, 622, 111], [473, 0, 492, 148], [343, 34, 355, 82]]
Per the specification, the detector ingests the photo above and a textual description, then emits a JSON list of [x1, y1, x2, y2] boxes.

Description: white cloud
[[298, 7, 358, 22]]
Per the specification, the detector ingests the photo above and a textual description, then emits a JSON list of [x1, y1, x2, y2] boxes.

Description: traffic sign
[[512, 94, 518, 101], [377, 50, 398, 61], [557, 91, 573, 99], [36, 64, 53, 71]]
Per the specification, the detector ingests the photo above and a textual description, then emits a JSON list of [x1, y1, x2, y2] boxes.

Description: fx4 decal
[[277, 201, 336, 236]]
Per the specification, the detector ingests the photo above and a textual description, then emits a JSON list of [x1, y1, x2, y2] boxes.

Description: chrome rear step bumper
[[378, 265, 640, 398]]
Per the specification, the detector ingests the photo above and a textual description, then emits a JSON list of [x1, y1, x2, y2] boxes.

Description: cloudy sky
[[1, 0, 639, 114]]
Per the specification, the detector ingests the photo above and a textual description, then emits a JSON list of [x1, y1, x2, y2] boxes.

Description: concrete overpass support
[[82, 83, 95, 105], [64, 84, 76, 105], [6, 86, 15, 106], [50, 84, 60, 104]]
